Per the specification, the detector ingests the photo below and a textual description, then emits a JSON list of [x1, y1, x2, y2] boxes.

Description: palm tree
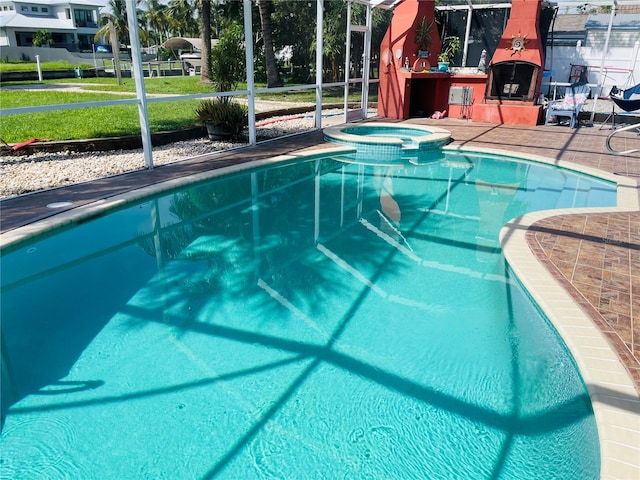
[[166, 0, 199, 37], [143, 0, 170, 46], [257, 0, 282, 87], [95, 0, 128, 46], [95, 0, 147, 46], [200, 0, 212, 83]]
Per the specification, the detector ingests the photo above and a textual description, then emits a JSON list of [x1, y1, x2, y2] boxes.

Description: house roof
[[551, 12, 640, 33], [0, 12, 76, 30], [552, 14, 588, 34], [5, 0, 106, 6]]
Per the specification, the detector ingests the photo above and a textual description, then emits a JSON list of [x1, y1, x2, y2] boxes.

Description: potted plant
[[196, 22, 248, 140], [414, 16, 434, 59], [437, 36, 461, 72], [195, 98, 248, 140]]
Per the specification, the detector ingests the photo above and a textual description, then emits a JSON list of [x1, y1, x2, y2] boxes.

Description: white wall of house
[[0, 29, 16, 47]]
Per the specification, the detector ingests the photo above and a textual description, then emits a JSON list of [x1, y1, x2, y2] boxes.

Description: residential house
[[0, 0, 105, 52]]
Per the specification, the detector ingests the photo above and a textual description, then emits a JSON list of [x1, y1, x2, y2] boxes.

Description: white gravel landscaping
[[0, 109, 352, 199]]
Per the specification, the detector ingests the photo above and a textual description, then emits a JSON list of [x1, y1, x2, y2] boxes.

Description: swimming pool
[[0, 150, 617, 479]]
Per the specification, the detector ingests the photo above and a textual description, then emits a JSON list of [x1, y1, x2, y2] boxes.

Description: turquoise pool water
[[0, 151, 616, 479], [341, 125, 430, 140]]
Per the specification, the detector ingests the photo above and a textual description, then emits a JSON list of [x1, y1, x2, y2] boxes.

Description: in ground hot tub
[[323, 122, 451, 164]]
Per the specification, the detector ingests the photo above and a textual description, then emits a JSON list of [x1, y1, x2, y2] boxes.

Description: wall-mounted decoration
[[507, 32, 528, 56]]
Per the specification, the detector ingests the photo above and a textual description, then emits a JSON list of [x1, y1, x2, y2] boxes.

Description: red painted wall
[[378, 0, 440, 119]]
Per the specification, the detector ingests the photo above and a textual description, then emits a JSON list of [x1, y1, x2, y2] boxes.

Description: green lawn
[[0, 95, 201, 142], [0, 60, 93, 73], [77, 76, 225, 95], [0, 90, 136, 108], [35, 76, 352, 100], [0, 74, 375, 143]]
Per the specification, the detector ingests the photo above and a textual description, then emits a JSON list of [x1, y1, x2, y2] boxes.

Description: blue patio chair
[[544, 82, 591, 128]]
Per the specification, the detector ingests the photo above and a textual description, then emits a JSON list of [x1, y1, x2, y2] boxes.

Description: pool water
[[341, 125, 430, 140], [0, 151, 616, 479]]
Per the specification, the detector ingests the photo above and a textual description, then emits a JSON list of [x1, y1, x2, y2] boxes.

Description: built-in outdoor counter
[[384, 69, 487, 119], [388, 69, 542, 125], [447, 73, 488, 119], [380, 65, 542, 125], [385, 69, 488, 120]]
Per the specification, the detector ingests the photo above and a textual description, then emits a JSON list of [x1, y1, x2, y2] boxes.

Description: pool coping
[[2, 142, 638, 478]]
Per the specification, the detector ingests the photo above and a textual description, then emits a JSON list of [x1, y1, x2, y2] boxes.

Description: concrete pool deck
[[1, 118, 639, 478]]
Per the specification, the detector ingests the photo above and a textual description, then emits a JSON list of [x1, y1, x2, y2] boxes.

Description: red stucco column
[[377, 0, 440, 119]]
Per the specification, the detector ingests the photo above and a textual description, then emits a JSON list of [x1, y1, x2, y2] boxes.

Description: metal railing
[[605, 122, 640, 155]]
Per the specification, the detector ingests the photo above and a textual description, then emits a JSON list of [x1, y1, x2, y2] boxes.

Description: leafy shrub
[[211, 23, 245, 95], [33, 30, 54, 47]]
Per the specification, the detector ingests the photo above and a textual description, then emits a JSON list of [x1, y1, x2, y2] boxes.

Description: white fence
[[544, 41, 640, 96]]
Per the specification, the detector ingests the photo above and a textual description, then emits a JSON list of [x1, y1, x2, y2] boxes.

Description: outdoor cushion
[[561, 93, 587, 110]]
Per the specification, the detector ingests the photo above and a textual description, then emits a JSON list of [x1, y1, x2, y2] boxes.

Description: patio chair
[[544, 82, 591, 128]]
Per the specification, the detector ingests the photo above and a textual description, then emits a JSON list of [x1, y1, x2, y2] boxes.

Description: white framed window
[[21, 5, 28, 11], [41, 7, 48, 12], [31, 6, 38, 11]]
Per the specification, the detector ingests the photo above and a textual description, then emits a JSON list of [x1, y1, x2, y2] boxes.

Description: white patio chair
[[544, 82, 591, 128]]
